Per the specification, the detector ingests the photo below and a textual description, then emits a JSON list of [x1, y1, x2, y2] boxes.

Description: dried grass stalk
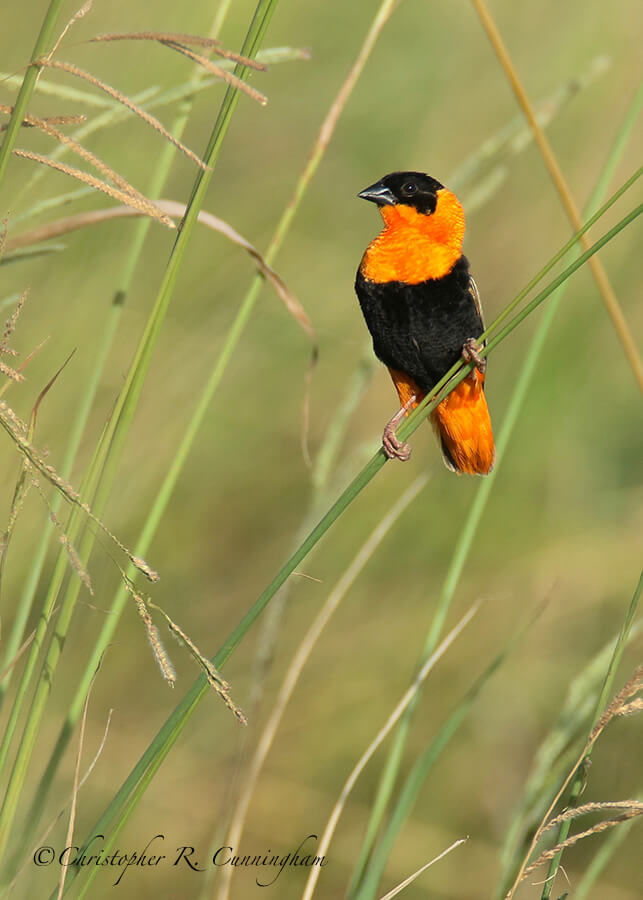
[[590, 664, 643, 740], [0, 105, 86, 131], [0, 288, 28, 355], [27, 475, 94, 595], [56, 524, 94, 595], [12, 149, 175, 227], [37, 59, 210, 171], [542, 800, 643, 834], [150, 603, 247, 724], [0, 400, 159, 583], [129, 589, 176, 686], [508, 665, 643, 896], [6, 204, 315, 344], [90, 31, 266, 70], [521, 809, 643, 880], [47, 0, 94, 66], [0, 360, 24, 383], [0, 629, 37, 685], [6, 106, 157, 208], [161, 41, 267, 105], [0, 400, 28, 437]]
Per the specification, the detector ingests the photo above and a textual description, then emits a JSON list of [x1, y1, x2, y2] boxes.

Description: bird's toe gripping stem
[[381, 395, 417, 462], [461, 337, 487, 375]]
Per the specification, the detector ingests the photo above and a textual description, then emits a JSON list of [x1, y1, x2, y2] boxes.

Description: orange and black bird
[[355, 171, 495, 475]]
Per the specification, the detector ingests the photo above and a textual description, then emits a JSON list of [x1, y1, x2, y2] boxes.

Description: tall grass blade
[[0, 0, 279, 871], [352, 605, 545, 900], [536, 570, 642, 899], [471, 0, 643, 392], [52, 188, 642, 900], [301, 603, 480, 900], [216, 476, 428, 900], [349, 89, 643, 899], [0, 0, 67, 187], [15, 0, 397, 862], [3, 1, 242, 860]]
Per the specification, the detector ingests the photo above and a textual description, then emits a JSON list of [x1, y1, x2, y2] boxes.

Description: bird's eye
[[403, 182, 417, 195]]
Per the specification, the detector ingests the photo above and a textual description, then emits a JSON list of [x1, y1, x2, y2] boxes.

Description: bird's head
[[358, 171, 445, 216]]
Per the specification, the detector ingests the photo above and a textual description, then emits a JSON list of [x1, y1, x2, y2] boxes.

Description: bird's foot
[[382, 425, 412, 461], [462, 337, 486, 374], [381, 395, 417, 461]]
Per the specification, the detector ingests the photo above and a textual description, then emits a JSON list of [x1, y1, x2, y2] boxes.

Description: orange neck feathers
[[361, 188, 465, 284]]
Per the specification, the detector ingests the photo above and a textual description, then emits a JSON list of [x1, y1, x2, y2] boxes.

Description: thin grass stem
[[349, 91, 643, 899], [471, 0, 643, 391], [536, 570, 642, 899], [375, 839, 468, 900], [16, 0, 397, 860], [0, 0, 67, 187], [216, 477, 428, 900], [300, 603, 480, 900], [573, 804, 640, 899], [54, 190, 641, 900], [0, 0, 278, 870]]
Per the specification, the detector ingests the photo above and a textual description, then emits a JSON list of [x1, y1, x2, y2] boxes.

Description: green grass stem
[[352, 607, 544, 900], [538, 570, 642, 899], [396, 190, 642, 444], [52, 185, 642, 899], [6, 1, 241, 860], [496, 624, 641, 896], [348, 91, 643, 898], [0, 0, 66, 188], [14, 0, 397, 863], [574, 802, 640, 899], [10, 48, 304, 208], [0, 0, 277, 870]]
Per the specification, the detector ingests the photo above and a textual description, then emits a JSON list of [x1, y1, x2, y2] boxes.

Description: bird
[[354, 171, 495, 476]]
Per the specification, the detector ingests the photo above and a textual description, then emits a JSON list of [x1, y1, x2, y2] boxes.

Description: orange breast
[[360, 188, 466, 284]]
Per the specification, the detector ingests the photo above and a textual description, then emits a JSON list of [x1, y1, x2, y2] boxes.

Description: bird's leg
[[462, 337, 487, 375], [382, 394, 417, 462]]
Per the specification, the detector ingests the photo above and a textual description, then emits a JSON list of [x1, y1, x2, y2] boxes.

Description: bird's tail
[[430, 371, 495, 475]]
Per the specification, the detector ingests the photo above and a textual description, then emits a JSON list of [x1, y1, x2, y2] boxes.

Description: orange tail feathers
[[430, 372, 495, 475]]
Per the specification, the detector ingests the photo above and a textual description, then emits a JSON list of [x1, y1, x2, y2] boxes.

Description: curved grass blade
[[15, 0, 399, 864], [0, 0, 242, 861], [0, 0, 67, 187], [52, 191, 642, 900], [471, 0, 643, 392], [352, 603, 545, 900], [0, 0, 279, 871], [534, 571, 642, 899], [349, 91, 643, 898], [5, 202, 314, 344]]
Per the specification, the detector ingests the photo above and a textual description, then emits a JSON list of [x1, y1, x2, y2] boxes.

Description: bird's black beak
[[357, 180, 396, 206]]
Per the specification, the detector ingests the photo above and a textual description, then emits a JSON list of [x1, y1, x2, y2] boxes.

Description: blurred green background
[[0, 0, 641, 897]]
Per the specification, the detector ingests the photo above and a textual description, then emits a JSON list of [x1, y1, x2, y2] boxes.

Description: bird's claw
[[382, 425, 412, 461], [462, 337, 486, 374]]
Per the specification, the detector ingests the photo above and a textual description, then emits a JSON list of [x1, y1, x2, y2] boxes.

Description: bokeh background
[[0, 1, 641, 898]]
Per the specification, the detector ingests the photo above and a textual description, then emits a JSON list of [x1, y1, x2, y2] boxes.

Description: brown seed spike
[[90, 32, 266, 70], [130, 592, 176, 686], [37, 59, 211, 171], [131, 556, 160, 583], [160, 41, 267, 105], [12, 149, 175, 228]]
